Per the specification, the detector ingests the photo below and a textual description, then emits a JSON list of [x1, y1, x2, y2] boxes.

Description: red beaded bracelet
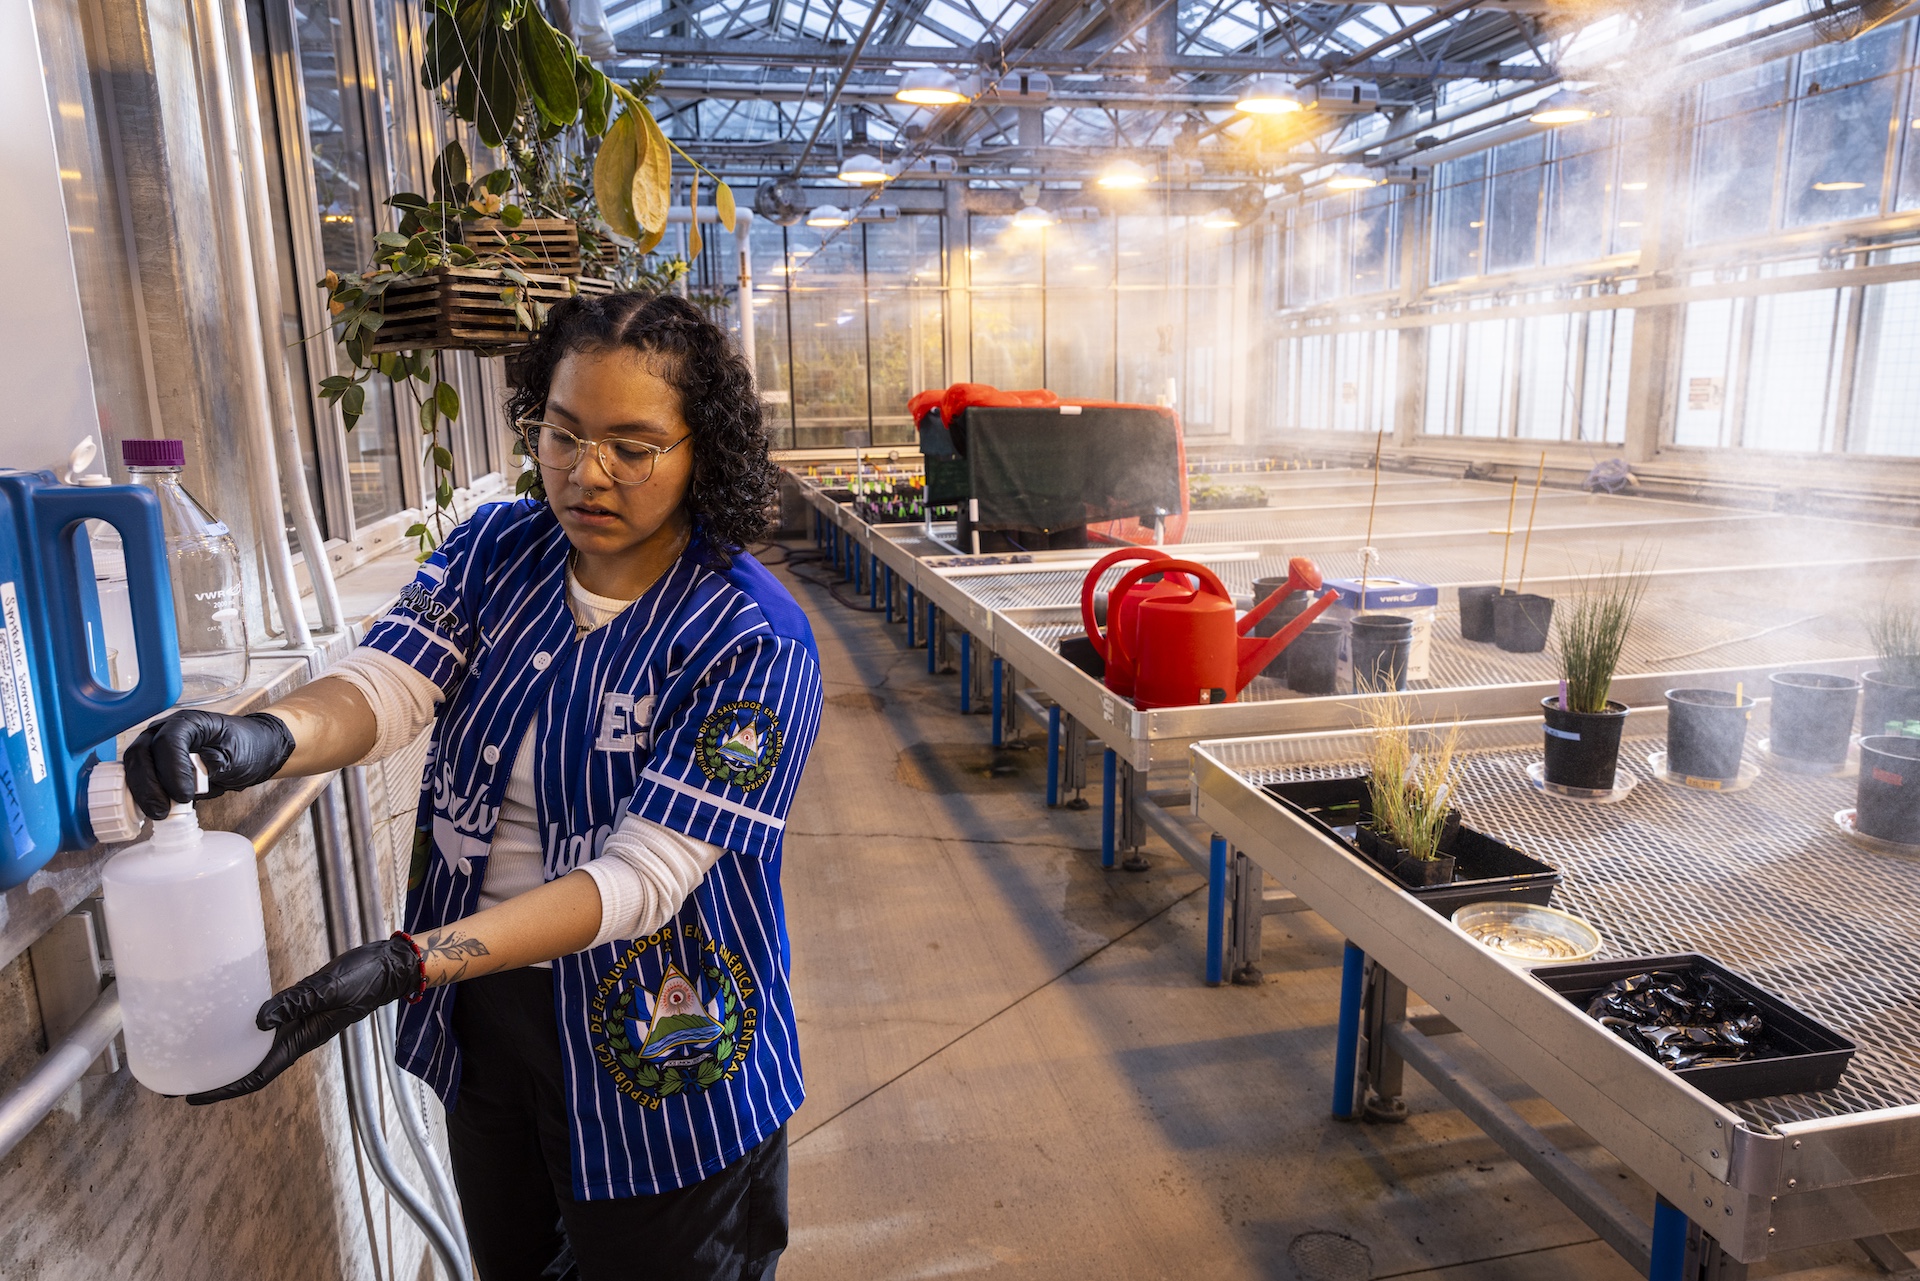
[[392, 930, 428, 1004]]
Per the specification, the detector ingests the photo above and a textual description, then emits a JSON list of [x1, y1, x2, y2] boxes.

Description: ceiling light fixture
[[1529, 89, 1596, 126], [806, 205, 851, 227], [1812, 180, 1865, 191], [1098, 158, 1151, 190], [838, 153, 891, 184], [1621, 181, 1648, 191], [1234, 78, 1304, 115], [895, 68, 968, 106], [1202, 207, 1241, 229], [1012, 203, 1055, 229], [1326, 164, 1378, 192]]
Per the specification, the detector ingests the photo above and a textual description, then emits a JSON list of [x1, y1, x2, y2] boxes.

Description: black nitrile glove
[[124, 709, 297, 819], [186, 936, 422, 1105]]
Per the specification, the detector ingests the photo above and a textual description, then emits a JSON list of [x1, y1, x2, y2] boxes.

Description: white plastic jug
[[99, 759, 273, 1096]]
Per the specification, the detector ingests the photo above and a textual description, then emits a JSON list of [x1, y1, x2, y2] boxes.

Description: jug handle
[[1237, 588, 1339, 693], [1103, 558, 1223, 681], [1080, 546, 1167, 661], [32, 486, 183, 752]]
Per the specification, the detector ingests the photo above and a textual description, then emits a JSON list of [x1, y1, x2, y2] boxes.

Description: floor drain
[[1287, 1231, 1373, 1281]]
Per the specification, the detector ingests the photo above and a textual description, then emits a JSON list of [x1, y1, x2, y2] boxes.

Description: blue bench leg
[[1649, 1199, 1689, 1281], [959, 633, 972, 714], [1333, 942, 1365, 1118], [868, 553, 878, 608], [1101, 749, 1117, 869], [883, 565, 893, 619], [1206, 836, 1227, 985], [906, 586, 917, 646], [990, 657, 1003, 745], [1045, 705, 1061, 806]]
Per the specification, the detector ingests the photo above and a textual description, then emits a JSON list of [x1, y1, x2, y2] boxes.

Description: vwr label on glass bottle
[[0, 582, 48, 782]]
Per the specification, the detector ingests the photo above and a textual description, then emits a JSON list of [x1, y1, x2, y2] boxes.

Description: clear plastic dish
[[1452, 902, 1603, 965]]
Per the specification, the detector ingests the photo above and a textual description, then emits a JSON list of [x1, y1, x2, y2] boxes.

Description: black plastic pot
[[1856, 735, 1920, 845], [1494, 592, 1555, 653], [1861, 669, 1920, 739], [1665, 688, 1754, 783], [1458, 586, 1504, 643], [1350, 614, 1414, 693], [1541, 697, 1628, 792], [1058, 633, 1105, 681], [1767, 672, 1859, 765], [1287, 621, 1343, 696], [1354, 816, 1461, 886], [1249, 582, 1314, 681]]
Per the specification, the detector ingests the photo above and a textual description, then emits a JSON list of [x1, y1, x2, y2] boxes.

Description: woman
[[124, 292, 821, 1281]]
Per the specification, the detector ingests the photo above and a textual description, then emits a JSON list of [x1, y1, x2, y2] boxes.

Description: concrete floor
[[766, 541, 1912, 1281]]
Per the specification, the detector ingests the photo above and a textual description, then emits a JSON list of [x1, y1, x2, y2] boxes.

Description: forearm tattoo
[[420, 928, 492, 986]]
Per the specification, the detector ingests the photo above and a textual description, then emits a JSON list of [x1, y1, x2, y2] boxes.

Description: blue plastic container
[[0, 472, 181, 887]]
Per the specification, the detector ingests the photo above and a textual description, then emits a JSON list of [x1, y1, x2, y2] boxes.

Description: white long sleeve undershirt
[[326, 571, 724, 953]]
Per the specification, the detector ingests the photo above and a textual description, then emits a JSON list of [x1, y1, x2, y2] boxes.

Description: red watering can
[[1106, 557, 1338, 709], [1080, 547, 1196, 698]]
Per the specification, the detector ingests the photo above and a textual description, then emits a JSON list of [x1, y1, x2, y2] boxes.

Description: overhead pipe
[[789, 0, 893, 177], [184, 0, 311, 651], [219, 0, 344, 637]]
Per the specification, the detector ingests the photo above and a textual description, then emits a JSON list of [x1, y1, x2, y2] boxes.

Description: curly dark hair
[[505, 291, 776, 555]]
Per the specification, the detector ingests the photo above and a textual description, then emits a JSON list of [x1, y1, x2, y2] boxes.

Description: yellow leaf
[[636, 222, 666, 254], [715, 181, 737, 233], [593, 111, 641, 240], [688, 172, 703, 258], [632, 108, 672, 237]]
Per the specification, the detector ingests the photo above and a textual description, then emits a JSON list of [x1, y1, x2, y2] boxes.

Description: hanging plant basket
[[370, 266, 590, 356], [464, 216, 583, 277]]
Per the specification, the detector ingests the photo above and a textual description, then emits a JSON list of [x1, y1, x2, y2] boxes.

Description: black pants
[[446, 968, 788, 1281]]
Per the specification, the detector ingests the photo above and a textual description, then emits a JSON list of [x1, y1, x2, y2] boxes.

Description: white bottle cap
[[86, 761, 144, 845]]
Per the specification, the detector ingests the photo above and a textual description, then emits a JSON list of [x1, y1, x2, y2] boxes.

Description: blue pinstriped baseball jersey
[[366, 499, 821, 1200]]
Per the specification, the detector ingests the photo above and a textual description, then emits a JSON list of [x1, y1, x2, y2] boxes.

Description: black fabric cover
[[961, 406, 1182, 531]]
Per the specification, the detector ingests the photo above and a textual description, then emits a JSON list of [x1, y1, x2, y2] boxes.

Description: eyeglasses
[[516, 419, 690, 486]]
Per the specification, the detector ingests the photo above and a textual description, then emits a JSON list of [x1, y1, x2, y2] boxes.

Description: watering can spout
[[1236, 558, 1338, 692]]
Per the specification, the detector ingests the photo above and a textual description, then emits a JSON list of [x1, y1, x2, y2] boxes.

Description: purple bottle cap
[[122, 438, 186, 469]]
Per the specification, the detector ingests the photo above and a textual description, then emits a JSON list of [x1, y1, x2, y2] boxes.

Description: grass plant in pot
[[1862, 606, 1920, 739], [1542, 552, 1653, 792], [1358, 693, 1463, 888]]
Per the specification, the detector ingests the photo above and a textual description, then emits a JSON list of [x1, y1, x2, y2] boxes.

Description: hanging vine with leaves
[[313, 0, 735, 556]]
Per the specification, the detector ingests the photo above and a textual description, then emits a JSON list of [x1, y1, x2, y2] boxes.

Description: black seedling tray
[[1532, 953, 1856, 1103], [1261, 776, 1560, 916]]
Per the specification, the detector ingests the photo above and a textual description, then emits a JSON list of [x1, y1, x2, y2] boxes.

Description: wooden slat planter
[[371, 267, 587, 355], [463, 217, 581, 276]]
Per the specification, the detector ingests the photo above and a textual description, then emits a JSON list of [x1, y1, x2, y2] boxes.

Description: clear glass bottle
[[122, 439, 249, 703]]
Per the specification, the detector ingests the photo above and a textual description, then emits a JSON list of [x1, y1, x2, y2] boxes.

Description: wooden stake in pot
[[1498, 476, 1519, 593], [1516, 452, 1547, 593], [1361, 430, 1384, 589]]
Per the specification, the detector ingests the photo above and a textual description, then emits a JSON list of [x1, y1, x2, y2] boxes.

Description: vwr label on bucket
[[0, 583, 47, 782]]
